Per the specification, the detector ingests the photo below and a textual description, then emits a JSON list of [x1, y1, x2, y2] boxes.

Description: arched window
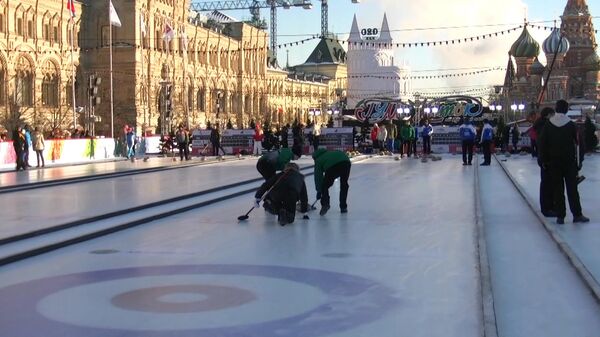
[[197, 88, 205, 111], [187, 85, 194, 111], [15, 57, 33, 106], [41, 60, 59, 107], [42, 74, 59, 107], [0, 64, 5, 106]]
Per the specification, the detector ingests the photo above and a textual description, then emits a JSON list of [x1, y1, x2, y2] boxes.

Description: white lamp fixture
[[496, 105, 502, 111], [403, 107, 410, 114], [518, 103, 525, 111], [327, 109, 333, 115], [489, 105, 496, 111], [432, 107, 439, 114], [424, 107, 431, 114], [511, 103, 518, 111]]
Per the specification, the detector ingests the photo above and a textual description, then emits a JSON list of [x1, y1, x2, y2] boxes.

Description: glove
[[316, 192, 322, 200], [302, 213, 310, 220], [253, 198, 261, 208]]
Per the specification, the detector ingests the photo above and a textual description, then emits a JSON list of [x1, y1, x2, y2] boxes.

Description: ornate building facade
[[502, 0, 599, 116], [346, 14, 412, 109], [0, 0, 342, 137]]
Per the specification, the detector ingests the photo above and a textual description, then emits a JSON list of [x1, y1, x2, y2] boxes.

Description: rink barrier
[[474, 157, 499, 337], [494, 155, 600, 304], [0, 156, 370, 266]]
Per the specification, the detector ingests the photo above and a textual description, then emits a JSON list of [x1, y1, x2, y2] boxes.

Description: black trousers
[[256, 159, 276, 180], [36, 150, 45, 167], [539, 166, 554, 214], [422, 136, 431, 154], [549, 161, 583, 218], [461, 140, 474, 164], [178, 143, 189, 160], [321, 161, 351, 210], [481, 140, 491, 164], [267, 190, 299, 223], [212, 141, 225, 156]]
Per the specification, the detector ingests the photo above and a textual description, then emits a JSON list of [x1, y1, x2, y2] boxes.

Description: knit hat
[[555, 99, 569, 114]]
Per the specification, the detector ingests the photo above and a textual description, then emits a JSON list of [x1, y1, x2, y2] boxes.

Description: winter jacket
[[539, 113, 577, 165], [386, 123, 397, 139], [253, 129, 264, 142], [32, 131, 45, 151], [255, 169, 308, 213], [422, 124, 433, 137], [259, 148, 294, 171], [459, 124, 476, 141], [511, 126, 520, 144], [480, 123, 494, 142], [312, 149, 350, 192], [400, 125, 415, 140], [377, 126, 388, 142], [370, 127, 378, 142]]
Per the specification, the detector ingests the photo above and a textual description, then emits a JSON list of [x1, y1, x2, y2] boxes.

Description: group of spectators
[[366, 119, 434, 156], [10, 124, 45, 171]]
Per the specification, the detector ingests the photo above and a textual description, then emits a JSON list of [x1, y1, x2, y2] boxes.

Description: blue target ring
[[0, 264, 399, 337]]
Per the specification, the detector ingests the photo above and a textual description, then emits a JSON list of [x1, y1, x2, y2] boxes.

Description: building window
[[0, 14, 5, 33], [43, 23, 49, 40], [188, 86, 194, 111], [16, 17, 23, 36], [42, 74, 59, 107], [15, 71, 33, 107], [53, 25, 59, 43], [197, 89, 205, 111], [27, 20, 33, 38], [0, 68, 5, 105]]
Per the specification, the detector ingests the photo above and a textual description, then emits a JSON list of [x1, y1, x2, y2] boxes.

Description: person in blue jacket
[[459, 118, 477, 165], [480, 119, 494, 166], [421, 119, 433, 155], [312, 149, 351, 215]]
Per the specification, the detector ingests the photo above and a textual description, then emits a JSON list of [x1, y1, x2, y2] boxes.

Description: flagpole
[[70, 14, 76, 130], [109, 0, 114, 139]]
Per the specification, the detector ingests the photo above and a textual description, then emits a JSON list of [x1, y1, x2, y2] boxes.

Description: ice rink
[[1, 153, 599, 337]]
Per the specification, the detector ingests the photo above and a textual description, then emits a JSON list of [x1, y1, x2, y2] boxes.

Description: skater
[[254, 162, 309, 226], [312, 148, 351, 215], [256, 145, 302, 180], [538, 99, 589, 224], [479, 119, 494, 166], [377, 122, 388, 153], [459, 118, 476, 165], [534, 107, 556, 217]]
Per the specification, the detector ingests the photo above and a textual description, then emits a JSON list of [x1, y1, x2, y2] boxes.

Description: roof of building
[[563, 0, 590, 16], [542, 28, 570, 55], [510, 26, 540, 58], [304, 37, 347, 64], [531, 57, 545, 75]]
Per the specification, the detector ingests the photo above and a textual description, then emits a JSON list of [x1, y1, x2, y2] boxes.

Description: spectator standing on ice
[[538, 99, 589, 224], [210, 123, 223, 156], [126, 127, 136, 159], [421, 119, 433, 155], [176, 125, 189, 161], [386, 120, 397, 153], [459, 118, 476, 165], [534, 107, 556, 217], [253, 125, 264, 156], [23, 125, 32, 167], [32, 127, 45, 167], [400, 121, 415, 158], [511, 124, 520, 153], [377, 122, 388, 152], [370, 123, 379, 151], [480, 119, 494, 166], [312, 149, 351, 215], [12, 126, 26, 171]]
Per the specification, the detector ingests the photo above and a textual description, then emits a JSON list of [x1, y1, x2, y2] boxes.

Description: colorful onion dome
[[510, 26, 540, 58], [531, 57, 545, 75], [583, 52, 600, 71], [542, 29, 570, 55]]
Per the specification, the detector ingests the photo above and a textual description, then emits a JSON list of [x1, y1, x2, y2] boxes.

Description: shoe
[[557, 217, 565, 225], [278, 209, 288, 226], [573, 215, 590, 223], [480, 163, 490, 166], [340, 208, 348, 213], [542, 210, 557, 217], [319, 205, 330, 216], [462, 162, 468, 165], [576, 175, 586, 184]]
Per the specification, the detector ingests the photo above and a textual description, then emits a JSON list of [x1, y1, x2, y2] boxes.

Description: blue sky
[[198, 0, 600, 94]]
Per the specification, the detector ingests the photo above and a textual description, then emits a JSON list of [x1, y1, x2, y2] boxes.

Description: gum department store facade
[[0, 0, 347, 136]]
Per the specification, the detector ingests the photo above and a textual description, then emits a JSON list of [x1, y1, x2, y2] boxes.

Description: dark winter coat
[[259, 148, 294, 171], [312, 149, 350, 192], [254, 169, 308, 213], [539, 113, 577, 165]]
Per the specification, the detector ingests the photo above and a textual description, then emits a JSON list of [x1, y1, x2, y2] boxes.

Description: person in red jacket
[[370, 123, 379, 151], [253, 125, 264, 156]]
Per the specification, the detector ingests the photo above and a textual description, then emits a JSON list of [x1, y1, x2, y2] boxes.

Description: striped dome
[[510, 26, 540, 58], [583, 52, 600, 71], [542, 29, 570, 55], [531, 57, 545, 75]]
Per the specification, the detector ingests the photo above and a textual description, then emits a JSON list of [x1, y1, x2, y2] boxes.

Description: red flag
[[67, 0, 76, 18]]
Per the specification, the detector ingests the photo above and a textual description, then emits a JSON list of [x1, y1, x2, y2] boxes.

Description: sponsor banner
[[0, 138, 116, 166]]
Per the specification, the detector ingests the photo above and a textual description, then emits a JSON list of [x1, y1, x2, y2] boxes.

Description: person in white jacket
[[377, 122, 388, 152]]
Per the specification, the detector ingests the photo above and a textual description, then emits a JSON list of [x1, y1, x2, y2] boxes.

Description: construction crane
[[190, 1, 313, 56], [320, 0, 360, 37]]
